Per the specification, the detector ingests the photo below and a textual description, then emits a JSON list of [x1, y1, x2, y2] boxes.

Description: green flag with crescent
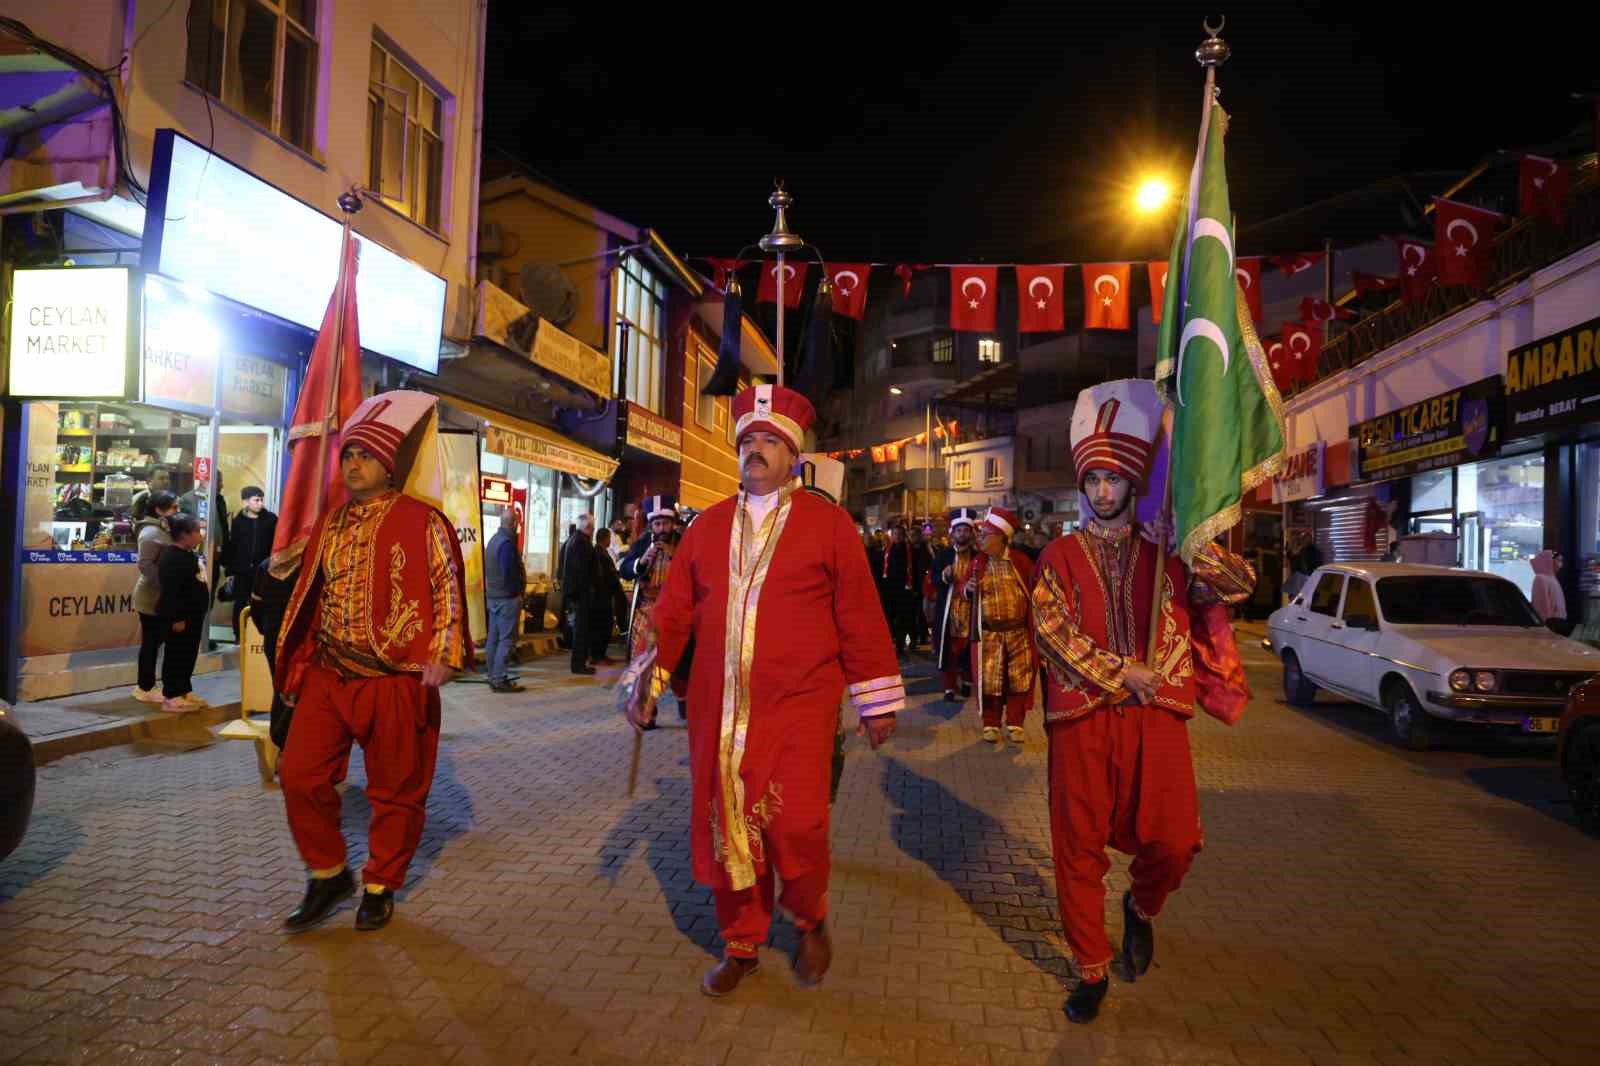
[[1154, 102, 1286, 564]]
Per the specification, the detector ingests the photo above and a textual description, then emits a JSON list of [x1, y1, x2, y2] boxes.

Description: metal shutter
[[1316, 501, 1381, 563]]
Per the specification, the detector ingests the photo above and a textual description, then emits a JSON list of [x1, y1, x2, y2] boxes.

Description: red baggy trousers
[[1046, 704, 1202, 979], [981, 693, 1031, 729], [279, 663, 441, 891], [940, 636, 970, 692]]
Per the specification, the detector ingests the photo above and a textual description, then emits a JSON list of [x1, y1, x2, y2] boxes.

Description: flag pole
[[760, 185, 804, 388], [1147, 18, 1230, 667]]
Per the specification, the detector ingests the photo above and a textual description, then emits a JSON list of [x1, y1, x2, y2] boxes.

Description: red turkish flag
[[894, 263, 933, 299], [1015, 265, 1066, 333], [1264, 331, 1294, 393], [1283, 321, 1323, 384], [1147, 261, 1170, 325], [1520, 155, 1570, 226], [825, 263, 871, 320], [1299, 297, 1356, 323], [1394, 239, 1438, 305], [949, 266, 999, 332], [1235, 256, 1264, 323], [1082, 263, 1131, 330], [1434, 199, 1503, 289], [1352, 272, 1399, 296], [756, 260, 810, 308], [703, 258, 739, 290], [1270, 251, 1325, 276]]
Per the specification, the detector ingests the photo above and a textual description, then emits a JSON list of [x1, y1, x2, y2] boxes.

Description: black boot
[[1122, 891, 1154, 979], [355, 887, 395, 931], [1065, 977, 1109, 1024], [284, 869, 355, 932]]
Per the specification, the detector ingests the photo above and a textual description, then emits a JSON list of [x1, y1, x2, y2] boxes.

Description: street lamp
[[1134, 177, 1172, 215], [889, 386, 903, 395]]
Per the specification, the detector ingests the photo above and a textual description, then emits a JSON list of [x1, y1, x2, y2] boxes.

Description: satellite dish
[[519, 262, 578, 327]]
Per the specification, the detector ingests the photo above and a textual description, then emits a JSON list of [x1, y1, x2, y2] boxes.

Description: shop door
[[1459, 512, 1485, 573], [212, 426, 281, 642]]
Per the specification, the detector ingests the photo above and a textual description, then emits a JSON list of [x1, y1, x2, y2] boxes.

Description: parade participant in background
[[907, 525, 933, 648], [483, 506, 527, 693], [619, 495, 689, 726], [961, 506, 1036, 743], [1032, 380, 1254, 1023], [274, 393, 471, 934], [589, 528, 626, 664], [562, 514, 598, 674], [930, 508, 980, 702], [623, 384, 903, 997], [880, 525, 922, 654], [226, 486, 278, 641]]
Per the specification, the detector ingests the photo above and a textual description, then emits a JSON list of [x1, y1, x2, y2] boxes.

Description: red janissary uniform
[[961, 533, 1037, 729], [651, 482, 904, 957]]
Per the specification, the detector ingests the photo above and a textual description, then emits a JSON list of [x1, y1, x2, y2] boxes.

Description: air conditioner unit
[[479, 222, 505, 256]]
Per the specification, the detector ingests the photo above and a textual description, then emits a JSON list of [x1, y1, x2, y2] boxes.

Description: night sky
[[484, 4, 1600, 266]]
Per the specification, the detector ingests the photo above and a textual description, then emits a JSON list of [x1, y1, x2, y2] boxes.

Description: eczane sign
[[6, 267, 137, 399]]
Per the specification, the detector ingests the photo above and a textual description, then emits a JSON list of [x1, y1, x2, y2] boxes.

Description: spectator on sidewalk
[[484, 507, 527, 693], [561, 514, 597, 674], [155, 513, 210, 714], [226, 486, 277, 641], [131, 492, 179, 704], [589, 528, 626, 665]]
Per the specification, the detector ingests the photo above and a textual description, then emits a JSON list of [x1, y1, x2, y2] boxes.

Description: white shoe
[[981, 726, 1001, 743], [132, 687, 164, 704], [161, 697, 200, 714], [1006, 726, 1026, 744]]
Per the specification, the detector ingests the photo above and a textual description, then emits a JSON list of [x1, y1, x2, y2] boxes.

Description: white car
[[1265, 562, 1600, 750]]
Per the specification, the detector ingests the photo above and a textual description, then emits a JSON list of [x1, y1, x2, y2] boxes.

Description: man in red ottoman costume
[[1032, 379, 1254, 1023]]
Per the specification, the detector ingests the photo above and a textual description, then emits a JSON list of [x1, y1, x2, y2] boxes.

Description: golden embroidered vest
[[1043, 531, 1198, 722]]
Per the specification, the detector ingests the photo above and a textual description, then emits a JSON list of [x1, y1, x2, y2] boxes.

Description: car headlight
[[1474, 671, 1497, 693], [1450, 669, 1472, 692]]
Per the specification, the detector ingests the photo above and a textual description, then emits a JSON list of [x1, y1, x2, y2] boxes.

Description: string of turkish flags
[[818, 421, 961, 464]]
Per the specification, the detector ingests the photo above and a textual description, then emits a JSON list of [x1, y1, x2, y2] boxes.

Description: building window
[[614, 256, 667, 413], [368, 40, 445, 232], [978, 338, 1003, 363], [932, 335, 954, 364], [985, 456, 1004, 486], [186, 0, 319, 153], [696, 358, 718, 430], [952, 459, 972, 489]]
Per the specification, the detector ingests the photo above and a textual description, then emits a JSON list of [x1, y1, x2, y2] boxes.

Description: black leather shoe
[[355, 888, 395, 931], [1065, 977, 1109, 1024], [943, 689, 957, 702], [489, 681, 525, 693], [284, 870, 355, 932], [677, 702, 687, 720], [1122, 891, 1154, 979], [572, 666, 596, 676], [700, 956, 759, 997]]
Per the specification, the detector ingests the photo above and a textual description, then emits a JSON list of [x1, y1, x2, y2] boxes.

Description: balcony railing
[[1298, 169, 1600, 394]]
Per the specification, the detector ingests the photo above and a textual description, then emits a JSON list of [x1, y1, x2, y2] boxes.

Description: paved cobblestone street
[[4, 640, 1599, 1066]]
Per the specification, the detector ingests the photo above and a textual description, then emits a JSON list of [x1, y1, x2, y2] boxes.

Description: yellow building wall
[[679, 329, 741, 509]]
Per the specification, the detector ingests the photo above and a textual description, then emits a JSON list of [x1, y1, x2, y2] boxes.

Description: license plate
[[1522, 716, 1560, 734]]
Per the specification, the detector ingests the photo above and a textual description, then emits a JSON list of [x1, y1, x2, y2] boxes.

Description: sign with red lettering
[[1271, 442, 1325, 503], [480, 474, 513, 505]]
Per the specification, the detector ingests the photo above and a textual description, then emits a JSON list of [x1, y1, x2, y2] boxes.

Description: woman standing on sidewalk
[[155, 514, 211, 713], [131, 492, 179, 704]]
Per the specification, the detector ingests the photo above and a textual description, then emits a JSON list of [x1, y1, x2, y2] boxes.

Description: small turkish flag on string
[[895, 263, 933, 300], [1283, 321, 1323, 384], [703, 258, 740, 290], [885, 442, 901, 462], [1147, 261, 1170, 325], [1015, 265, 1066, 333], [756, 260, 810, 308], [1271, 251, 1325, 276], [1394, 239, 1438, 305], [871, 445, 886, 463], [1299, 297, 1356, 323], [1352, 272, 1400, 296], [1082, 263, 1131, 330], [1265, 331, 1294, 394], [950, 266, 999, 332], [825, 263, 871, 320], [1434, 199, 1503, 289], [1519, 155, 1570, 226], [1235, 256, 1263, 323]]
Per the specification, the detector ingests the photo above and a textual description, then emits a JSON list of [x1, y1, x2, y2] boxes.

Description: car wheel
[[1564, 723, 1600, 836], [1386, 681, 1434, 751], [1282, 651, 1316, 708]]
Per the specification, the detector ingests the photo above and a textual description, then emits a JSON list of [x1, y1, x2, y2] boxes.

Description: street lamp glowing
[[889, 386, 903, 395], [1135, 178, 1172, 214]]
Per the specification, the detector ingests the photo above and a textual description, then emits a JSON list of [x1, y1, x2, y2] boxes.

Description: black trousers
[[569, 597, 592, 671], [230, 569, 257, 640], [589, 602, 615, 661], [161, 616, 203, 699], [890, 588, 920, 650], [137, 612, 165, 692]]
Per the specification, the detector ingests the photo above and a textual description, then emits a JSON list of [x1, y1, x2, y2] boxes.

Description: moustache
[[743, 456, 768, 468]]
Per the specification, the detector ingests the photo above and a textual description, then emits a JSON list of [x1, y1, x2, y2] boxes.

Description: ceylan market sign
[[144, 130, 446, 373], [1351, 376, 1502, 480], [1505, 315, 1600, 438], [5, 267, 138, 399], [1270, 441, 1324, 503]]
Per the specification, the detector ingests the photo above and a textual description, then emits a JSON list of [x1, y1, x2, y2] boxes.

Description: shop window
[[186, 0, 319, 154], [1457, 453, 1544, 599], [368, 39, 446, 232], [1577, 443, 1600, 640], [1411, 467, 1453, 512], [1308, 573, 1345, 616], [978, 338, 1003, 363], [951, 459, 972, 489], [613, 256, 667, 413]]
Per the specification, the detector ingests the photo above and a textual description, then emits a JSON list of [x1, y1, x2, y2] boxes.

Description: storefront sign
[[473, 282, 613, 399], [6, 267, 137, 399], [144, 131, 445, 373], [1271, 442, 1325, 503], [141, 278, 219, 409], [1505, 315, 1600, 439], [625, 402, 683, 462], [1351, 376, 1502, 480], [484, 423, 619, 483], [440, 431, 487, 645], [18, 563, 143, 655], [480, 474, 513, 505], [221, 352, 288, 421]]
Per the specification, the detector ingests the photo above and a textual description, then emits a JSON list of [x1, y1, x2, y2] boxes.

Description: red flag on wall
[[1147, 261, 1170, 325], [1235, 256, 1263, 323], [1271, 251, 1325, 276], [1394, 239, 1438, 305], [825, 263, 871, 320], [756, 260, 810, 308], [1081, 263, 1131, 330], [1015, 264, 1066, 333], [1265, 331, 1294, 393], [1519, 155, 1570, 226], [1434, 199, 1503, 289], [1352, 272, 1400, 296], [1299, 297, 1356, 323], [949, 266, 999, 332], [1283, 320, 1323, 384]]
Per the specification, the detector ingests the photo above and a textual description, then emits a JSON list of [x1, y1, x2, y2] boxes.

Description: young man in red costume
[[959, 506, 1037, 745], [275, 392, 471, 933], [930, 508, 980, 702], [1032, 379, 1254, 1023], [623, 383, 904, 997]]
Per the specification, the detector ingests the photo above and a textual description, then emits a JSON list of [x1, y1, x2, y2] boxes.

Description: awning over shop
[[440, 394, 619, 483]]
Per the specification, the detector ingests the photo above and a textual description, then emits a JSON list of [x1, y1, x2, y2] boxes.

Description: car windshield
[[1375, 575, 1543, 627]]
